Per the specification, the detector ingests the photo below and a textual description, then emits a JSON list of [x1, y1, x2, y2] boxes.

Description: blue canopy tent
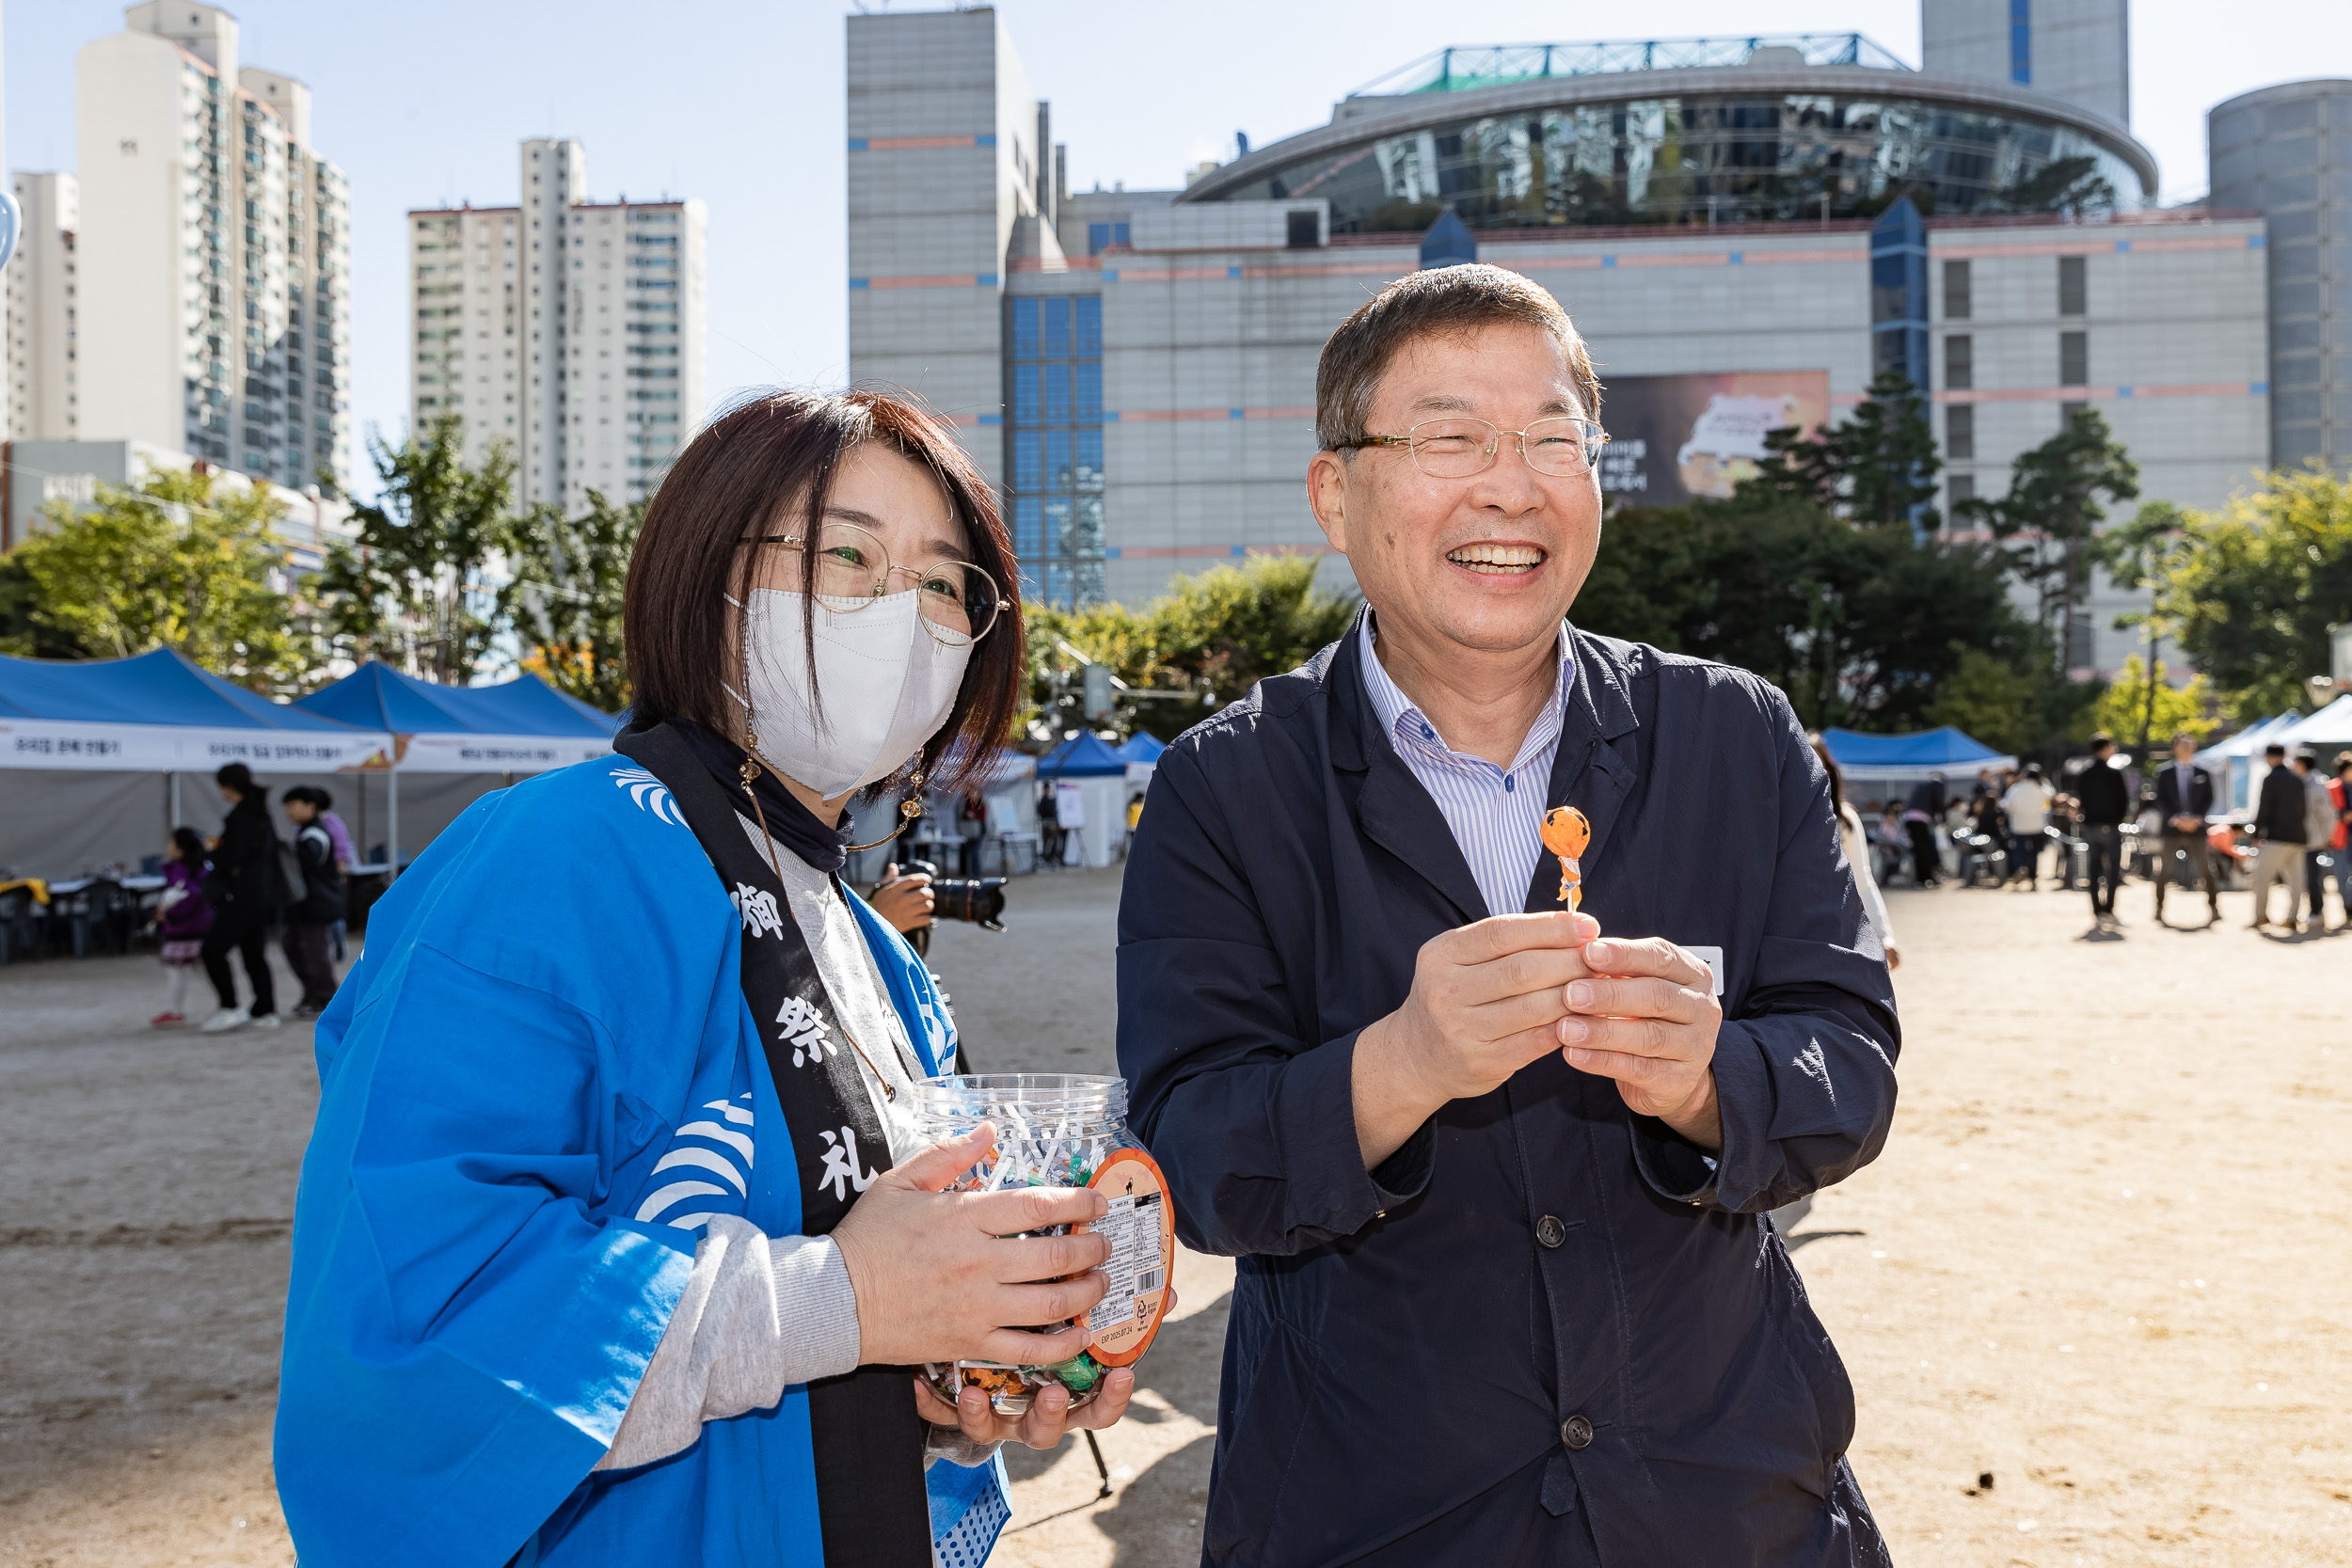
[[294, 661, 619, 872], [1039, 732, 1131, 776], [0, 649, 390, 877], [1819, 725, 2018, 788], [1113, 732, 1168, 765], [1038, 733, 1133, 867]]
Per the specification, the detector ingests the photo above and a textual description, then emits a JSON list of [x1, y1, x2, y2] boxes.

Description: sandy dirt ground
[[3, 863, 2346, 1567]]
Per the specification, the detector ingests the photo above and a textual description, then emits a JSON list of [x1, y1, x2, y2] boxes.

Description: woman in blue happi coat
[[278, 391, 1140, 1567]]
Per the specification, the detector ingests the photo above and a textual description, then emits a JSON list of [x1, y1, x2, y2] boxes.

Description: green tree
[[1574, 493, 2038, 734], [0, 551, 87, 658], [1742, 369, 1942, 529], [2134, 467, 2352, 718], [320, 415, 515, 683], [1923, 646, 2047, 758], [0, 470, 317, 689], [1962, 406, 2139, 671], [500, 490, 641, 712], [2090, 656, 2216, 752], [1025, 555, 1358, 740]]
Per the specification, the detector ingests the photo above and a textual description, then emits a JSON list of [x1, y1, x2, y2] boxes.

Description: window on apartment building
[[2058, 332, 2089, 387], [1287, 211, 1321, 249], [1942, 259, 1971, 319], [2059, 400, 2089, 429], [2058, 256, 2086, 317], [1945, 334, 1973, 390], [1086, 222, 1131, 256], [1945, 404, 1975, 461], [1947, 473, 1976, 507]]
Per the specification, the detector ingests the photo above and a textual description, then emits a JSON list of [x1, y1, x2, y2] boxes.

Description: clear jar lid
[[912, 1073, 1128, 1138]]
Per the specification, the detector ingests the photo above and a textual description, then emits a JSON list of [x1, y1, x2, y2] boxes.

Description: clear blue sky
[[8, 0, 2345, 499]]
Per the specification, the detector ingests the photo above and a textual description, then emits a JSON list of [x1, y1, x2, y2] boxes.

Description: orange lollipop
[[1540, 805, 1591, 910]]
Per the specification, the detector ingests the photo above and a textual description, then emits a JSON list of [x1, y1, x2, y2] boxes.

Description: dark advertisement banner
[[1597, 372, 1832, 507]]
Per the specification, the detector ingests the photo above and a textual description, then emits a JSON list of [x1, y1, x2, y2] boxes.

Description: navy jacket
[[1118, 624, 1899, 1568]]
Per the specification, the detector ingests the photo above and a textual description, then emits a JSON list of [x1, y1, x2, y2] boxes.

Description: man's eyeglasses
[[1335, 418, 1609, 481], [738, 520, 1008, 644]]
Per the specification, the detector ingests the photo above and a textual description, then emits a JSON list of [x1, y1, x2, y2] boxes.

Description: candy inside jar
[[913, 1073, 1177, 1418]]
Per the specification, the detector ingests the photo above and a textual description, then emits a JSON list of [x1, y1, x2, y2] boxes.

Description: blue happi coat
[[276, 756, 996, 1566]]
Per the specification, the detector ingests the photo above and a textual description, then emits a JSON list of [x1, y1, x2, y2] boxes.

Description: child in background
[[280, 786, 348, 1019], [314, 794, 356, 961], [152, 827, 214, 1027]]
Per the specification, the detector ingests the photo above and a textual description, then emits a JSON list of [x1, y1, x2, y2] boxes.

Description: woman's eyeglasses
[[739, 520, 1008, 644]]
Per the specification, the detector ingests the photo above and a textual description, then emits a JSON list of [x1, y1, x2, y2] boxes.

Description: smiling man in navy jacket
[[1116, 264, 1899, 1567]]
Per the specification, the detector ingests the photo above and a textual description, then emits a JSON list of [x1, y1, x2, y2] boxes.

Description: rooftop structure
[[1188, 38, 2153, 235], [1350, 35, 1915, 97]]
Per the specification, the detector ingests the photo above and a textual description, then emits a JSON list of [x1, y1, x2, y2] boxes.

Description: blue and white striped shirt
[[1359, 614, 1576, 918]]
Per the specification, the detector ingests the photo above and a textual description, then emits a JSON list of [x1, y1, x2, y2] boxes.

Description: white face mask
[[723, 588, 971, 800]]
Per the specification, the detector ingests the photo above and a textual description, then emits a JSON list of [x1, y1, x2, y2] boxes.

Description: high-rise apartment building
[[408, 139, 707, 512], [8, 173, 81, 441], [70, 2, 352, 493]]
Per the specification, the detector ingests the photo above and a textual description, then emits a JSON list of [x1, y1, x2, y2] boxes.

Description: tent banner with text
[[0, 719, 391, 772]]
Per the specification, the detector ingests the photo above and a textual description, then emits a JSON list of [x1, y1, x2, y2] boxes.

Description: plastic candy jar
[[913, 1073, 1177, 1417]]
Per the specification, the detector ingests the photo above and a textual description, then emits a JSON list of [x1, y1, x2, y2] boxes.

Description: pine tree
[[1741, 369, 1941, 529]]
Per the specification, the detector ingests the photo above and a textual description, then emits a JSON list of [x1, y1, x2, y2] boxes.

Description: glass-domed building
[[1183, 35, 2155, 232]]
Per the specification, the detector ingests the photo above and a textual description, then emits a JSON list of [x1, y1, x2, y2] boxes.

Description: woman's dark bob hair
[[624, 388, 1025, 795]]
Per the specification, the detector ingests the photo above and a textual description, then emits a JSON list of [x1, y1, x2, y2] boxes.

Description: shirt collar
[[1358, 610, 1575, 773]]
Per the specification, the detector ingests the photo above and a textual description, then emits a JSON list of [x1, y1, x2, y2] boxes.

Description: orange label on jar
[[1073, 1147, 1175, 1368]]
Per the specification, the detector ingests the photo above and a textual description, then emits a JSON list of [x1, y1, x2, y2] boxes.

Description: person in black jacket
[[2073, 733, 2132, 930], [2151, 733, 2221, 925], [1120, 266, 1898, 1567], [2249, 742, 2309, 928], [199, 761, 280, 1031], [279, 786, 347, 1017], [1902, 772, 1947, 886]]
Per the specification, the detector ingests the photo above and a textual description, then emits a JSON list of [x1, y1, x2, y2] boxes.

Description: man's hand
[[2169, 814, 2201, 833], [1352, 911, 1599, 1168], [870, 863, 936, 936], [1559, 937, 1724, 1150]]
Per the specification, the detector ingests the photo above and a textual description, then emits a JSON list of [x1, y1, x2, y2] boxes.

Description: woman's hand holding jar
[[834, 1124, 1146, 1448]]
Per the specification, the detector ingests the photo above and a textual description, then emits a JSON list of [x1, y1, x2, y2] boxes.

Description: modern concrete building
[[2209, 79, 2351, 477], [8, 173, 81, 442], [1921, 0, 2131, 127], [408, 138, 707, 512], [0, 436, 352, 570], [69, 3, 352, 494], [846, 8, 2298, 677]]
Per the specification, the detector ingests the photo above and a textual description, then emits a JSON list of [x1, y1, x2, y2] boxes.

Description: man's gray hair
[[1314, 263, 1602, 452]]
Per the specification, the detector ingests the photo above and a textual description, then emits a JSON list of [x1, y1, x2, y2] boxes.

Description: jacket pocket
[[1204, 1288, 1323, 1565], [1769, 1274, 1857, 1494]]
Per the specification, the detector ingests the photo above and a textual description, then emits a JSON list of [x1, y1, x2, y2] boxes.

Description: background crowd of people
[[1851, 736, 2351, 937]]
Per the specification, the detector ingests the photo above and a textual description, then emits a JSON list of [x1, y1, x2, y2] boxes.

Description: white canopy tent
[[2276, 695, 2352, 753]]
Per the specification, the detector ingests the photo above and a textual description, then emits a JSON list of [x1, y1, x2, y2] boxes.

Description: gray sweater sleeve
[[596, 1214, 861, 1471]]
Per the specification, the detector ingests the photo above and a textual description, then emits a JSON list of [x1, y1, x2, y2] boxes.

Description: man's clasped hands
[[1352, 911, 1726, 1168]]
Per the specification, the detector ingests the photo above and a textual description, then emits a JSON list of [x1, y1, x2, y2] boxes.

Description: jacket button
[[1561, 1415, 1595, 1450], [1535, 1214, 1566, 1248]]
